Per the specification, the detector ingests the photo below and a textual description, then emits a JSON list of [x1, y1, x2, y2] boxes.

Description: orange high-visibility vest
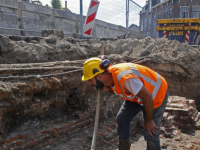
[[107, 63, 168, 108]]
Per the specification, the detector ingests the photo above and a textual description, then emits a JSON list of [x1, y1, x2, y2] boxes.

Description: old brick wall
[[0, 110, 95, 150]]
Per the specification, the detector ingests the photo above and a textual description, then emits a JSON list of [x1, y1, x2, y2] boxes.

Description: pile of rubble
[[161, 96, 200, 137]]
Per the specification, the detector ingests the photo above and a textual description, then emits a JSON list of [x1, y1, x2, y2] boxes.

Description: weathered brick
[[84, 120, 90, 125], [38, 136, 51, 144], [89, 118, 95, 123], [4, 139, 11, 144], [75, 122, 84, 128], [76, 128, 81, 133], [84, 115, 91, 120], [24, 141, 37, 149], [13, 147, 23, 150], [4, 143, 16, 150], [89, 124, 93, 128], [67, 114, 74, 119], [63, 129, 69, 134], [69, 127, 75, 132], [53, 131, 62, 137], [68, 133, 72, 137], [10, 137, 15, 142], [53, 127, 60, 132], [15, 140, 24, 146], [78, 112, 90, 118], [42, 142, 48, 147], [46, 130, 52, 134], [0, 140, 4, 145], [20, 133, 29, 140], [33, 145, 43, 150], [49, 140, 55, 145], [14, 135, 20, 141], [55, 136, 66, 143], [40, 130, 47, 135], [70, 120, 78, 126], [61, 122, 71, 128], [98, 132, 104, 136]]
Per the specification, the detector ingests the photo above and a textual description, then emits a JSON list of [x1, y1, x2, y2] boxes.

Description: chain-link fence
[[0, 0, 144, 38], [66, 0, 143, 27]]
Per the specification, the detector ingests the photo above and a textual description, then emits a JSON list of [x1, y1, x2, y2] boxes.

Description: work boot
[[118, 137, 131, 150]]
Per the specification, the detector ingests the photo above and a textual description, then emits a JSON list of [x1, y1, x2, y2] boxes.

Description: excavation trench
[[0, 34, 200, 149]]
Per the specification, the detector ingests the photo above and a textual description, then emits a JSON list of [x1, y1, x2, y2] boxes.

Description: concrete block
[[96, 26, 107, 38], [54, 18, 76, 36], [21, 16, 52, 30], [0, 0, 18, 8], [95, 19, 108, 28], [21, 1, 52, 15], [108, 23, 119, 30], [54, 9, 76, 20], [0, 12, 18, 28], [0, 2, 18, 29], [19, 1, 52, 34], [119, 26, 126, 32], [108, 29, 118, 38], [0, 28, 20, 36]]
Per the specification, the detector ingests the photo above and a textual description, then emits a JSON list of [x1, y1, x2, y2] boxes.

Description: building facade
[[139, 0, 200, 38]]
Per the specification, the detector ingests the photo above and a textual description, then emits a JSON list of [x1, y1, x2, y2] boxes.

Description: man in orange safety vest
[[82, 56, 169, 150]]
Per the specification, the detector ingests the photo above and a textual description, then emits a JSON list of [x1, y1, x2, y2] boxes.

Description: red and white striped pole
[[83, 0, 100, 36], [163, 24, 168, 38], [185, 23, 191, 45]]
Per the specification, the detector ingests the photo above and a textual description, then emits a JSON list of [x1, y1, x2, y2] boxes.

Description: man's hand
[[136, 86, 158, 137], [145, 119, 159, 138]]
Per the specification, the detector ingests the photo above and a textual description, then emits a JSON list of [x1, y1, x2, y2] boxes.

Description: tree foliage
[[51, 0, 62, 9], [38, 0, 42, 5], [45, 4, 51, 8]]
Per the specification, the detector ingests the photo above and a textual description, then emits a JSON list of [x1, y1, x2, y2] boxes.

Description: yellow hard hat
[[82, 57, 105, 81]]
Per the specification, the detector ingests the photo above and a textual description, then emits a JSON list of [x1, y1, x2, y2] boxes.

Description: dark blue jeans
[[116, 89, 169, 150]]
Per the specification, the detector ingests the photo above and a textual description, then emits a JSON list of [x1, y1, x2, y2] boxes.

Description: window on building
[[168, 8, 172, 18], [148, 16, 151, 29], [141, 20, 143, 31], [149, 0, 152, 12], [164, 10, 168, 19], [153, 15, 156, 32], [157, 13, 160, 19], [192, 5, 200, 18], [144, 18, 147, 30], [180, 6, 189, 18]]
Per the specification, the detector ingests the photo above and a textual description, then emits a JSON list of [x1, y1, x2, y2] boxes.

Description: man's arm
[[136, 85, 159, 137]]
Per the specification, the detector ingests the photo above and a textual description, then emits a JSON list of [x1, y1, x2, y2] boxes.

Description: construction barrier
[[83, 0, 100, 36]]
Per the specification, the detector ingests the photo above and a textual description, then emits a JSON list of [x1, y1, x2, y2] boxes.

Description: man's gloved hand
[[95, 78, 104, 90]]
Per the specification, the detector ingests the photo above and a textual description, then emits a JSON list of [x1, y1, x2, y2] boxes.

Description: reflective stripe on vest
[[116, 63, 161, 101], [112, 83, 136, 100]]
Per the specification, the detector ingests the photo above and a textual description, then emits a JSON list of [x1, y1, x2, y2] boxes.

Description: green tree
[[45, 4, 51, 7], [38, 0, 42, 5], [51, 0, 62, 9]]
